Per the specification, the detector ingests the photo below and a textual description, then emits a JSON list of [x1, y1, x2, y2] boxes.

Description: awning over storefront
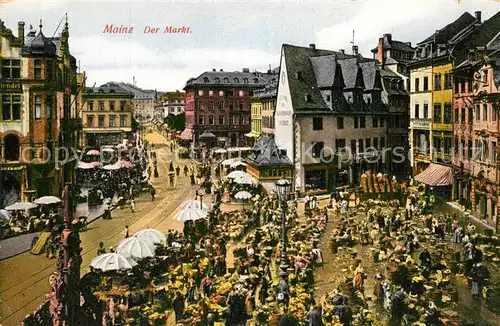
[[414, 163, 452, 186], [179, 129, 193, 140]]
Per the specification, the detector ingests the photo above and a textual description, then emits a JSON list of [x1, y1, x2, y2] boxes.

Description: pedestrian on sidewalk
[[190, 173, 196, 185], [97, 242, 106, 255], [176, 166, 180, 177], [150, 186, 156, 201], [123, 225, 129, 238], [130, 198, 136, 212], [154, 165, 159, 178], [103, 200, 112, 220]]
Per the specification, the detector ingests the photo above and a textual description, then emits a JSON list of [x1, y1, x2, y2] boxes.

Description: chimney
[[339, 49, 345, 54], [377, 37, 384, 64], [405, 42, 412, 47], [352, 45, 359, 55], [212, 68, 216, 72], [309, 43, 316, 50], [383, 33, 392, 44], [242, 68, 250, 73], [18, 22, 25, 45], [475, 11, 482, 23], [220, 69, 223, 71]]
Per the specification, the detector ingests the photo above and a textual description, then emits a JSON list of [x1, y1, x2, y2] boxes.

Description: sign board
[[0, 82, 22, 91]]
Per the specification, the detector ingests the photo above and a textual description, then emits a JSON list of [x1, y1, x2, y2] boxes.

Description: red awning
[[414, 163, 452, 186], [179, 129, 193, 140]]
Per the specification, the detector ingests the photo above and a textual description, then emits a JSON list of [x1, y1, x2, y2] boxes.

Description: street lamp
[[276, 178, 292, 277]]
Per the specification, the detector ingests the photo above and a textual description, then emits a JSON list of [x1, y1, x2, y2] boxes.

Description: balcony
[[410, 118, 430, 130]]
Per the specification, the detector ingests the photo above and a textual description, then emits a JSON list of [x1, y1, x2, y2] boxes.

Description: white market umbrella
[[214, 148, 227, 154], [227, 171, 247, 179], [180, 200, 209, 211], [234, 191, 252, 200], [102, 148, 115, 153], [87, 150, 100, 156], [102, 163, 121, 170], [234, 174, 258, 186], [90, 253, 137, 271], [77, 162, 94, 169], [117, 237, 155, 260], [0, 209, 12, 221], [230, 161, 245, 169], [5, 201, 38, 211], [133, 228, 166, 246], [175, 207, 207, 223], [34, 196, 62, 205]]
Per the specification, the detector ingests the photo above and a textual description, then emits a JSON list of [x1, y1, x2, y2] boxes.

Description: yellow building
[[248, 97, 262, 138], [82, 83, 134, 147]]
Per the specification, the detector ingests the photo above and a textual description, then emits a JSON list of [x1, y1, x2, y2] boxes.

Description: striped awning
[[414, 163, 452, 186]]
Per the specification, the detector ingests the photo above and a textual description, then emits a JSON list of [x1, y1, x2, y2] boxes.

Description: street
[[0, 132, 195, 326]]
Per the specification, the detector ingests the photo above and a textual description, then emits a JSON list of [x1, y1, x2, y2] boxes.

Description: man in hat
[[277, 272, 290, 305]]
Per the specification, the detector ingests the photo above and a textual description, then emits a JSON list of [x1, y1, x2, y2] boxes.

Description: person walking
[[123, 225, 129, 238], [305, 304, 323, 326], [150, 186, 156, 201], [130, 198, 135, 212], [173, 291, 185, 323]]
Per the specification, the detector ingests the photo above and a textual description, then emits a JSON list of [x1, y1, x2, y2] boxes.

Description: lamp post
[[276, 178, 292, 278]]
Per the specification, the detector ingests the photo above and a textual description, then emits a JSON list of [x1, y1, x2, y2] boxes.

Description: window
[[34, 59, 42, 80], [351, 139, 357, 154], [198, 90, 204, 96], [229, 102, 234, 110], [423, 76, 428, 91], [468, 140, 472, 159], [312, 117, 323, 130], [234, 78, 240, 83], [254, 78, 259, 83], [422, 104, 428, 119], [494, 107, 497, 121], [109, 115, 116, 127], [122, 101, 128, 111], [239, 116, 245, 125], [219, 115, 224, 125], [373, 117, 378, 128], [335, 138, 346, 152], [218, 101, 223, 110], [312, 141, 324, 158], [46, 95, 53, 119], [219, 90, 224, 96], [120, 115, 126, 127], [358, 139, 364, 153], [223, 78, 229, 84], [366, 138, 371, 148], [1, 59, 21, 79], [455, 108, 459, 122], [87, 115, 94, 127], [468, 106, 473, 122], [207, 115, 213, 125], [483, 104, 488, 121], [239, 102, 244, 110], [239, 90, 244, 97], [434, 103, 442, 123], [98, 116, 105, 128], [483, 70, 489, 84], [360, 116, 366, 128], [326, 95, 331, 102], [354, 117, 359, 128], [198, 115, 204, 124], [214, 77, 220, 84], [415, 104, 420, 118], [475, 105, 480, 120], [444, 103, 452, 124], [1, 94, 21, 121], [203, 77, 209, 83], [243, 78, 248, 84], [109, 101, 115, 111], [373, 137, 379, 149], [380, 137, 385, 147], [434, 73, 441, 90], [337, 117, 344, 129], [34, 95, 42, 119], [209, 90, 214, 96], [415, 78, 420, 92], [98, 101, 104, 111], [87, 101, 94, 111], [492, 142, 497, 162], [380, 117, 384, 127], [444, 73, 452, 89], [461, 108, 466, 123], [208, 102, 214, 110]]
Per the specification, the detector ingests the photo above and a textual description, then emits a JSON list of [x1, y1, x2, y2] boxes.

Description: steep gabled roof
[[246, 136, 293, 166], [418, 12, 477, 45]]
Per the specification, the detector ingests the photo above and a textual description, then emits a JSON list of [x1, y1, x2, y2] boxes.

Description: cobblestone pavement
[[0, 132, 196, 326]]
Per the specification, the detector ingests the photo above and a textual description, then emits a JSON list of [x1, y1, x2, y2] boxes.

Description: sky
[[2, 0, 499, 91]]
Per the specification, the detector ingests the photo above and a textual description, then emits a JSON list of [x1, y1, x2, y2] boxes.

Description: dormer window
[[243, 78, 248, 83], [296, 71, 302, 80], [214, 77, 220, 83], [305, 94, 313, 102], [234, 78, 239, 83], [348, 96, 352, 103], [203, 77, 209, 83], [223, 77, 229, 83], [253, 78, 259, 83]]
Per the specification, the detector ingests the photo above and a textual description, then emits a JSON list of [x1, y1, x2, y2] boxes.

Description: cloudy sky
[[2, 0, 499, 91]]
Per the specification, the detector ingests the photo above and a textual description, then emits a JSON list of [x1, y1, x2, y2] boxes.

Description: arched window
[[234, 78, 239, 83], [203, 77, 209, 83], [253, 78, 259, 83], [214, 77, 220, 83], [223, 77, 229, 83], [4, 134, 20, 161], [243, 78, 248, 83]]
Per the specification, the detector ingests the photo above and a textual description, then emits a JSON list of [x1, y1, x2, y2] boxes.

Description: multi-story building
[[116, 82, 155, 124], [409, 12, 481, 194], [0, 19, 82, 204], [161, 90, 185, 117], [82, 83, 134, 147], [275, 43, 400, 193], [182, 68, 278, 147], [248, 81, 278, 141], [452, 11, 500, 229]]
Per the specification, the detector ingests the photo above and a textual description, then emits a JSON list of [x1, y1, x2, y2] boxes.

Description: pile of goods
[[360, 172, 400, 193]]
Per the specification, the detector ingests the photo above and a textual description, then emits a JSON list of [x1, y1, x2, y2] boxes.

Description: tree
[[164, 113, 185, 131]]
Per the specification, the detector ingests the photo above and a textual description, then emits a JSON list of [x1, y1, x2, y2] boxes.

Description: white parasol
[[34, 196, 62, 205], [102, 163, 121, 170], [102, 148, 115, 153], [76, 162, 94, 169], [230, 161, 245, 169], [227, 171, 247, 179], [5, 201, 38, 211], [214, 148, 227, 154], [234, 191, 252, 200], [90, 253, 137, 271], [0, 209, 13, 221], [175, 207, 207, 223], [119, 160, 135, 168], [180, 200, 209, 211], [234, 174, 258, 186], [133, 228, 166, 246], [117, 237, 156, 260], [87, 150, 100, 156]]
